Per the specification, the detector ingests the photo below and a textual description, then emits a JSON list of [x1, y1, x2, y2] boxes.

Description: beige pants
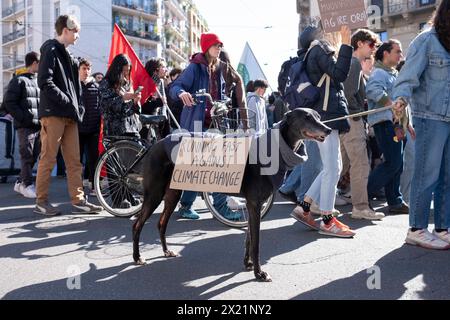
[[36, 116, 84, 204], [339, 118, 370, 210]]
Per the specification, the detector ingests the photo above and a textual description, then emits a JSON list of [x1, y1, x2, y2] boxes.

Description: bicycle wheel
[[94, 140, 144, 217], [203, 191, 274, 228]]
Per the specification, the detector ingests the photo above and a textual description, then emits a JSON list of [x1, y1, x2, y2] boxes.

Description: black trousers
[[79, 132, 99, 188]]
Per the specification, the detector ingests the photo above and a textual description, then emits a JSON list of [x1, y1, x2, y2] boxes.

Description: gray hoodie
[[247, 92, 268, 134]]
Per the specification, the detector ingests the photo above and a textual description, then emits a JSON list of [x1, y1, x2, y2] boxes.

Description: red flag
[[109, 24, 156, 103], [98, 24, 156, 161]]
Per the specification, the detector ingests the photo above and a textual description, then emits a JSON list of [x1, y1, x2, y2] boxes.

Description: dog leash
[[322, 105, 394, 124]]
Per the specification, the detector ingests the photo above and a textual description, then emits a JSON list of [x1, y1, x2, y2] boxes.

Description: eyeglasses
[[367, 41, 378, 49]]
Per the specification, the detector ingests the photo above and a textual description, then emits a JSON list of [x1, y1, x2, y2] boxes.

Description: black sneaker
[[72, 200, 103, 214], [278, 190, 298, 204], [389, 202, 409, 215], [34, 201, 61, 216]]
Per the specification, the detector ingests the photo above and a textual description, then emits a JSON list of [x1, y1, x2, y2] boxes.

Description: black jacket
[[306, 41, 353, 132], [38, 39, 84, 122], [4, 73, 40, 130], [98, 80, 141, 136], [79, 78, 101, 134]]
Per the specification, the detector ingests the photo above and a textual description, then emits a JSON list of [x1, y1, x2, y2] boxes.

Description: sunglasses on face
[[368, 41, 376, 49]]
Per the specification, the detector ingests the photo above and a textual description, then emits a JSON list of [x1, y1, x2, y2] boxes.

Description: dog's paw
[[255, 271, 272, 282], [164, 250, 178, 258], [244, 261, 254, 271], [135, 258, 147, 266]]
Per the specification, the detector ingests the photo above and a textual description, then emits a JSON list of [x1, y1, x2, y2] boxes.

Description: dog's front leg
[[244, 229, 253, 271], [159, 188, 182, 257], [247, 202, 272, 282]]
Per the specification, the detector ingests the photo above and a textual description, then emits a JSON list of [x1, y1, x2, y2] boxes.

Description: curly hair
[[145, 58, 165, 77], [432, 0, 450, 52]]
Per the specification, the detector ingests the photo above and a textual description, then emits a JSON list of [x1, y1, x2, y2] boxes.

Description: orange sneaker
[[290, 206, 319, 231], [319, 217, 355, 238]]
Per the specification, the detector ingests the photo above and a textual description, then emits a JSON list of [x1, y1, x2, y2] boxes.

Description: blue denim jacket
[[392, 28, 450, 122], [366, 61, 398, 126]]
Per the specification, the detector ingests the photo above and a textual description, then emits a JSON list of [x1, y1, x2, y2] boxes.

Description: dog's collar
[[271, 123, 308, 170]]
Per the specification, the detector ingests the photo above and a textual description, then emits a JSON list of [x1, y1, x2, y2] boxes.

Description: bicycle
[[93, 114, 166, 217], [94, 91, 274, 228]]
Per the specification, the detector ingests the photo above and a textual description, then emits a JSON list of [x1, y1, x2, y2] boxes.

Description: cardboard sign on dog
[[317, 0, 368, 33], [170, 136, 252, 193]]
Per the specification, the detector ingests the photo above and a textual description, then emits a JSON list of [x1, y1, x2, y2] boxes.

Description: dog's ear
[[282, 110, 292, 122]]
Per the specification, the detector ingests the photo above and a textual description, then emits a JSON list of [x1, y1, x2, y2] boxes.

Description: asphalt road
[[1, 177, 449, 300]]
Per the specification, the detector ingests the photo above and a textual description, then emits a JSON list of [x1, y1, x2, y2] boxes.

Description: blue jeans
[[180, 191, 226, 209], [400, 130, 415, 205], [306, 130, 341, 212], [367, 121, 404, 207], [409, 117, 450, 230], [279, 140, 322, 202]]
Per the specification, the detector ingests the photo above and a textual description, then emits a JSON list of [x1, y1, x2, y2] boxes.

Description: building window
[[54, 1, 60, 20], [377, 31, 388, 42], [419, 0, 435, 6]]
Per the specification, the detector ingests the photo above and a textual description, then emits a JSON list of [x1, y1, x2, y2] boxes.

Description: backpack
[[283, 50, 330, 111], [277, 56, 300, 97]]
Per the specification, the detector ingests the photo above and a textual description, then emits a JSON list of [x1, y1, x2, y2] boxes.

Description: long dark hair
[[432, 0, 450, 52], [105, 54, 132, 90]]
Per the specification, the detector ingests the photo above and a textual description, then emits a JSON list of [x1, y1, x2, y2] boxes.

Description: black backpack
[[277, 56, 300, 97]]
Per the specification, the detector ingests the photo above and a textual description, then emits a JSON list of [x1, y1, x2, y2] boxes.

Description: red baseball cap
[[200, 33, 223, 54]]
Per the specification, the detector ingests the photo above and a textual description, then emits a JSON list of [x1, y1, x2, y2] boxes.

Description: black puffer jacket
[[79, 77, 101, 134], [305, 40, 352, 132], [38, 39, 84, 122], [4, 73, 40, 130]]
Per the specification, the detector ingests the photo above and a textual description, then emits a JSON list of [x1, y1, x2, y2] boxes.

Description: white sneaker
[[226, 196, 246, 210], [14, 181, 23, 193], [337, 191, 352, 205], [432, 229, 450, 244], [351, 208, 385, 220], [405, 229, 450, 250], [310, 201, 340, 217], [21, 184, 37, 199]]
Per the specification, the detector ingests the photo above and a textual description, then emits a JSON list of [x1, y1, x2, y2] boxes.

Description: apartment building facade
[[185, 0, 208, 57], [1, 0, 209, 99]]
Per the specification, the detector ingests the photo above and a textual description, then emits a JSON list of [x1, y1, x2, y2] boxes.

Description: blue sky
[[194, 0, 300, 90]]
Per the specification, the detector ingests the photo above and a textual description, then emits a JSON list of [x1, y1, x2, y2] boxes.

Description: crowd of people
[[1, 0, 450, 252]]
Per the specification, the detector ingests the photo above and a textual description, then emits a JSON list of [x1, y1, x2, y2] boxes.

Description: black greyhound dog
[[132, 108, 332, 282]]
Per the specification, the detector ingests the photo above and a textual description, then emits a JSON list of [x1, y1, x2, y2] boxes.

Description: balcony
[[165, 23, 186, 41], [2, 29, 26, 45], [164, 0, 186, 20], [2, 1, 25, 18], [387, 0, 436, 16], [166, 43, 187, 62], [112, 0, 159, 19], [121, 27, 161, 46], [2, 57, 25, 70]]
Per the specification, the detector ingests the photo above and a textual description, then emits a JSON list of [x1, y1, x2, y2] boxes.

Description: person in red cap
[[169, 33, 247, 220]]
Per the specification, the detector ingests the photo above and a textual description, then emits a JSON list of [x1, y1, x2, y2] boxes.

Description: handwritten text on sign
[[317, 0, 368, 33], [170, 136, 252, 193]]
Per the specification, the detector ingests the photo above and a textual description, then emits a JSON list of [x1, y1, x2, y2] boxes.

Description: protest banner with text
[[317, 0, 368, 33], [170, 136, 253, 193]]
